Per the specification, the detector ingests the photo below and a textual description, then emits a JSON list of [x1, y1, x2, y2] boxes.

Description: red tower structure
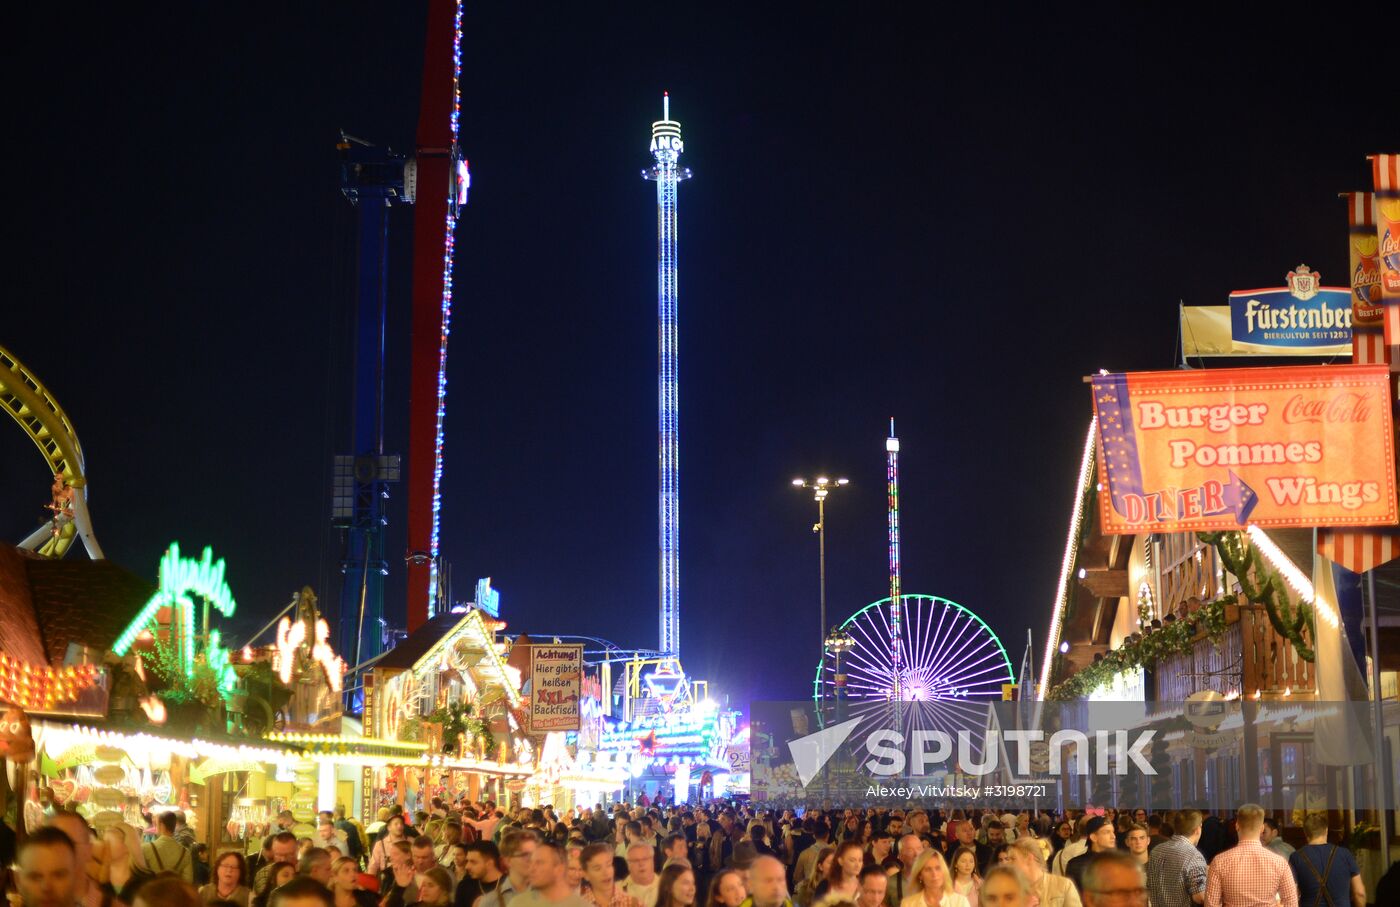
[[406, 0, 468, 631]]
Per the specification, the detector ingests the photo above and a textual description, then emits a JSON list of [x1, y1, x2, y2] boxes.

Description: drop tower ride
[[643, 93, 691, 657]]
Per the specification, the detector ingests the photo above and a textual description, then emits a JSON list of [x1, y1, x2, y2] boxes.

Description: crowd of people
[[10, 798, 1398, 907]]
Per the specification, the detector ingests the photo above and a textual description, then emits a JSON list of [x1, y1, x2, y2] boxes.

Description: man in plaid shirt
[[1204, 805, 1298, 907], [1147, 810, 1207, 907]]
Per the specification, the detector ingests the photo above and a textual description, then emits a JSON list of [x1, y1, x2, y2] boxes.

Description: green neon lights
[[113, 543, 239, 695]]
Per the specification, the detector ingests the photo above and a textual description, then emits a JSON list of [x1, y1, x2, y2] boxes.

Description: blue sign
[[1229, 267, 1352, 355], [474, 577, 500, 617]]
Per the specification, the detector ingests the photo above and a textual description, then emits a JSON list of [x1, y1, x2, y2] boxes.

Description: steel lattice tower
[[643, 93, 691, 657]]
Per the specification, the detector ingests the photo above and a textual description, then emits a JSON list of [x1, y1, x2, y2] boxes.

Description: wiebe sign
[[528, 643, 583, 733], [1091, 365, 1396, 534]]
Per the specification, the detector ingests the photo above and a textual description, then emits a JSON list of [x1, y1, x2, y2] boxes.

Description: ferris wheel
[[814, 594, 1013, 707]]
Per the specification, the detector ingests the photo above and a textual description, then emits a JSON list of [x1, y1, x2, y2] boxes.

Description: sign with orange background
[[1091, 365, 1396, 534]]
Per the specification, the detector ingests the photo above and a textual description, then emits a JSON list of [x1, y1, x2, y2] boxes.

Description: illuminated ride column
[[643, 93, 691, 657], [887, 420, 903, 702]]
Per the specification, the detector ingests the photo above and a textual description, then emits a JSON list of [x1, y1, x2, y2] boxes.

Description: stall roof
[[374, 612, 463, 671], [0, 545, 154, 666]]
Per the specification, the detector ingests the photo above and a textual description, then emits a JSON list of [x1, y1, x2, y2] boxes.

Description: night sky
[[4, 6, 1395, 705]]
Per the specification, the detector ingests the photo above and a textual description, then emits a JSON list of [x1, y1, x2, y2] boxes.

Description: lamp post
[[825, 625, 855, 715], [793, 476, 849, 703]]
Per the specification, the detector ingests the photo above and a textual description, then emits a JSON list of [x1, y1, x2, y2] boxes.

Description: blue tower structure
[[333, 135, 407, 669], [643, 93, 690, 657]]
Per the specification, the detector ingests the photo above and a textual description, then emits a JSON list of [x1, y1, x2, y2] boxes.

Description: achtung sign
[[528, 643, 583, 733], [1091, 365, 1397, 533]]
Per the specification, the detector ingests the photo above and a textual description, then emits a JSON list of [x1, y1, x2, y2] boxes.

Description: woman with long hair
[[705, 869, 747, 907], [947, 847, 980, 907], [413, 867, 455, 907], [794, 847, 836, 907], [251, 863, 296, 907], [368, 816, 409, 875], [102, 822, 154, 906], [331, 856, 378, 907], [840, 817, 861, 844], [814, 843, 863, 903], [655, 865, 698, 907], [1049, 821, 1072, 855], [689, 823, 713, 878], [198, 851, 251, 907], [899, 850, 969, 907]]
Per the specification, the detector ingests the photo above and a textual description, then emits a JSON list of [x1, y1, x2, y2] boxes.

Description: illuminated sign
[[1091, 365, 1397, 533], [474, 577, 500, 617], [529, 644, 582, 733], [113, 543, 239, 695], [275, 615, 347, 692], [1229, 267, 1352, 355], [598, 712, 723, 760]]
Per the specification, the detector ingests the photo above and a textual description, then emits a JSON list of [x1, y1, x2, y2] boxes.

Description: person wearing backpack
[[1287, 814, 1365, 907], [142, 811, 194, 883]]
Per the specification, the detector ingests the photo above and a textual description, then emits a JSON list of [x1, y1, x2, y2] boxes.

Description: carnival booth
[[361, 607, 535, 818]]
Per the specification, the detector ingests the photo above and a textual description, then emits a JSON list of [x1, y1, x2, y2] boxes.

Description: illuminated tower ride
[[887, 419, 902, 702], [643, 93, 691, 657]]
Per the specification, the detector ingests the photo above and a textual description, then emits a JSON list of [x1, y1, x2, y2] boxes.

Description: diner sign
[[1091, 365, 1396, 533], [528, 643, 583, 733]]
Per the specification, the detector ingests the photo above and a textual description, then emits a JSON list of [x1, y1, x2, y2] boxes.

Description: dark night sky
[[3, 5, 1395, 705]]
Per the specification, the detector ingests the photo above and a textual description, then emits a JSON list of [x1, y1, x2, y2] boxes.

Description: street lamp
[[825, 625, 855, 711], [793, 475, 849, 701]]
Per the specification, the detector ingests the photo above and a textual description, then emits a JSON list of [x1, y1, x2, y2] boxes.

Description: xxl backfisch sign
[[1090, 365, 1396, 533]]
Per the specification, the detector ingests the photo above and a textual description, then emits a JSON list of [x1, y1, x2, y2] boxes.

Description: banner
[[1228, 266, 1352, 355], [528, 643, 583, 733], [1313, 192, 1399, 574], [1090, 365, 1396, 533], [1344, 193, 1383, 327], [1373, 155, 1400, 345]]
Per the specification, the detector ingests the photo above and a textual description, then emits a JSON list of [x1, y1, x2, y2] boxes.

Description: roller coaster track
[[0, 344, 103, 559]]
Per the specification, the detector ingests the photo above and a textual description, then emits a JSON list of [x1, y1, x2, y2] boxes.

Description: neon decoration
[[814, 594, 1014, 704], [274, 616, 348, 692], [644, 92, 691, 657], [886, 420, 902, 702], [425, 0, 466, 619], [0, 658, 104, 714], [598, 711, 723, 762], [1038, 419, 1097, 699], [113, 544, 237, 694]]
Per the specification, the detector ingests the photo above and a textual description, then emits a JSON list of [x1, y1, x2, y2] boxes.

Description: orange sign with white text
[[1091, 365, 1396, 534]]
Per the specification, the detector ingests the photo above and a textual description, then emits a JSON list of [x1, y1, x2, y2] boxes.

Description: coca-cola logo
[[1282, 392, 1374, 425]]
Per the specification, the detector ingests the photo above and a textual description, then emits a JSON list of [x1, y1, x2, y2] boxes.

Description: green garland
[[1046, 597, 1229, 700], [1047, 529, 1315, 700], [1197, 531, 1314, 662]]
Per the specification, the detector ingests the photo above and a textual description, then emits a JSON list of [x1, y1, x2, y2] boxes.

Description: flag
[[1371, 154, 1400, 347], [1316, 176, 1400, 570], [1016, 629, 1035, 730], [1310, 551, 1372, 766], [1317, 530, 1400, 574]]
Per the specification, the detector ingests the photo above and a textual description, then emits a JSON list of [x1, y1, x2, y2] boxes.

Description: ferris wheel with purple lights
[[813, 593, 1014, 708]]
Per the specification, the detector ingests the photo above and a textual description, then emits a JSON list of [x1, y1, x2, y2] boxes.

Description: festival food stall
[[361, 606, 535, 816]]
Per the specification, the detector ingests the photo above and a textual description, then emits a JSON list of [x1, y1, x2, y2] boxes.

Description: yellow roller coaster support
[[0, 344, 102, 559]]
